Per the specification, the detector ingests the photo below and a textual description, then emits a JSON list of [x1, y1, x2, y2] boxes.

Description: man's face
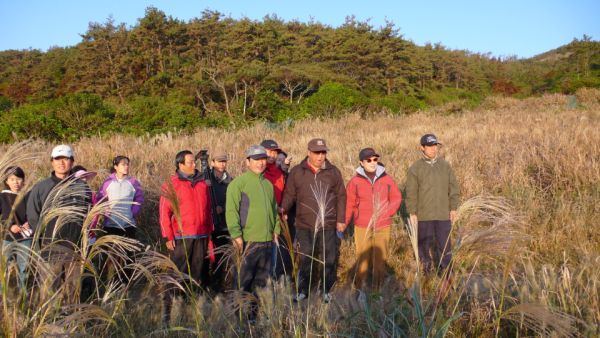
[[178, 154, 197, 176], [212, 159, 228, 173], [52, 157, 74, 177], [421, 144, 439, 159], [308, 150, 327, 168], [360, 156, 379, 173], [246, 157, 267, 175], [265, 149, 278, 164]]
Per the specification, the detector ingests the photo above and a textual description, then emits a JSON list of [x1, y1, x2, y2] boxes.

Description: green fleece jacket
[[405, 156, 460, 221], [226, 170, 281, 242]]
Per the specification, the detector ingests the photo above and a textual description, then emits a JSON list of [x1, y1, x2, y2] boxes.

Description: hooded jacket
[[345, 165, 402, 229], [96, 173, 144, 228], [281, 158, 346, 231], [159, 170, 212, 241]]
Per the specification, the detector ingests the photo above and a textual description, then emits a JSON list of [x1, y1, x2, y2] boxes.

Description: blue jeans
[[2, 239, 32, 289]]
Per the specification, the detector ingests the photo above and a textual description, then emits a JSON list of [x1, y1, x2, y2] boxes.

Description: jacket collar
[[300, 157, 331, 171], [176, 169, 203, 184], [355, 164, 386, 182], [421, 152, 438, 165]]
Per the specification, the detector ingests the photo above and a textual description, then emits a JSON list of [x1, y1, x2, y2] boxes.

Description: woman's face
[[114, 159, 130, 176], [6, 175, 24, 193]]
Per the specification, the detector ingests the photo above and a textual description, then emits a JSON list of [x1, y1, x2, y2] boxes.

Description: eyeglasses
[[311, 151, 327, 155], [364, 157, 379, 163]]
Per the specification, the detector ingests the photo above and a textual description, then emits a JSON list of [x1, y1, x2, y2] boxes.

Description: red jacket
[[263, 162, 285, 205], [345, 166, 402, 229], [159, 171, 212, 241]]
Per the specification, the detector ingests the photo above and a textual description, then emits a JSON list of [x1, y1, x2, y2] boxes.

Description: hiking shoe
[[323, 293, 332, 303], [293, 292, 307, 302]]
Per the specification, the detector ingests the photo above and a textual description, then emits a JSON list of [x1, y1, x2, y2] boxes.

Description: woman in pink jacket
[[345, 148, 402, 291]]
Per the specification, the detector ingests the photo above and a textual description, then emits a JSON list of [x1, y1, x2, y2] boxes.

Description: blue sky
[[1, 0, 598, 58]]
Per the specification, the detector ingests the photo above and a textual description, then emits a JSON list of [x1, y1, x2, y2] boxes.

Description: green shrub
[[299, 82, 369, 118]]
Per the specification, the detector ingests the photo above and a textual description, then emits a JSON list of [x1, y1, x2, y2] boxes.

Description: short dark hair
[[111, 155, 130, 173], [3, 166, 25, 189], [175, 150, 193, 169]]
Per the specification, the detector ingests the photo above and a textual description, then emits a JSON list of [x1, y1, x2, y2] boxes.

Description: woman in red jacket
[[345, 148, 402, 291]]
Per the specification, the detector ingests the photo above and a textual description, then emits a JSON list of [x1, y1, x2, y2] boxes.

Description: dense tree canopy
[[0, 7, 598, 142]]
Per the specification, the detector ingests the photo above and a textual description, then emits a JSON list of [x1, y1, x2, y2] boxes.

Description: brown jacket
[[281, 158, 346, 231]]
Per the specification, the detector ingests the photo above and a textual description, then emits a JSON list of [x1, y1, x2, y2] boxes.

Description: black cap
[[420, 134, 441, 146], [359, 148, 379, 161], [260, 139, 281, 150]]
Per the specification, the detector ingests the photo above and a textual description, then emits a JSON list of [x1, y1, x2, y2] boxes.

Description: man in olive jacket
[[405, 134, 460, 275], [281, 138, 346, 303], [226, 145, 280, 321]]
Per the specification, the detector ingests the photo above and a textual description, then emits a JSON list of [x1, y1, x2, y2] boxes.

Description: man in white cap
[[27, 144, 93, 302]]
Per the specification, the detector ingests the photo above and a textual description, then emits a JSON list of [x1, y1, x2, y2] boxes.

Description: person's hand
[[22, 222, 31, 230], [409, 214, 418, 227], [166, 240, 176, 251], [216, 205, 224, 214], [450, 210, 457, 225], [284, 155, 293, 165], [336, 222, 346, 232], [273, 233, 279, 246], [10, 225, 21, 234], [282, 213, 288, 221], [233, 237, 244, 252]]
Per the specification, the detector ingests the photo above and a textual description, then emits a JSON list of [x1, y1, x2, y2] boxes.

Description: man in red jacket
[[159, 150, 212, 326], [345, 148, 402, 291]]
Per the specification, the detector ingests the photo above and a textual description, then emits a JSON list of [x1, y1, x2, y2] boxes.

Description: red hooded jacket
[[159, 171, 212, 241], [345, 165, 402, 229]]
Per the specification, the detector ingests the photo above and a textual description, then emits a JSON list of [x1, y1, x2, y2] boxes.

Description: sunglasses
[[364, 157, 379, 163], [311, 151, 327, 155]]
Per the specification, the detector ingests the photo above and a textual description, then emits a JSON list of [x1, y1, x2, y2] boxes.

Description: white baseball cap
[[51, 144, 74, 159]]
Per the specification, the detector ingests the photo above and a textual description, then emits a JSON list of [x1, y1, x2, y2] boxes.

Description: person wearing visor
[[405, 134, 460, 276], [226, 145, 280, 323], [281, 138, 346, 303], [345, 148, 402, 291]]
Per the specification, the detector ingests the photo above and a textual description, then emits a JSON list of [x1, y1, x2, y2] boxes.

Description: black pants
[[235, 241, 272, 320], [100, 226, 137, 283], [273, 208, 296, 279], [211, 231, 231, 292], [417, 220, 452, 273], [296, 228, 339, 295], [162, 237, 208, 323]]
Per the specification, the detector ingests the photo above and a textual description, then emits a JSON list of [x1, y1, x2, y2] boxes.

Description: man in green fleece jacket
[[226, 144, 280, 322], [406, 134, 460, 275]]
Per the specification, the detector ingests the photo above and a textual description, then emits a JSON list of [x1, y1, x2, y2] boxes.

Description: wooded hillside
[[0, 7, 598, 142]]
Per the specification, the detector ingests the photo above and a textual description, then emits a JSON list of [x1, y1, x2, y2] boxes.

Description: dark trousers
[[417, 220, 452, 273], [296, 228, 339, 295], [162, 237, 208, 324], [235, 241, 272, 320], [211, 231, 231, 292], [101, 226, 137, 282], [273, 209, 296, 279]]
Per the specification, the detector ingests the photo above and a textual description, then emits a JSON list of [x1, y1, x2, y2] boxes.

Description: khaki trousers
[[354, 226, 390, 290]]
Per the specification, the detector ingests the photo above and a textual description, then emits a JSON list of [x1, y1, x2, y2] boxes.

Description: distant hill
[[0, 7, 598, 142]]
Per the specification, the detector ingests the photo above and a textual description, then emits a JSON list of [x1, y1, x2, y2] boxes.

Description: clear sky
[[1, 0, 598, 58]]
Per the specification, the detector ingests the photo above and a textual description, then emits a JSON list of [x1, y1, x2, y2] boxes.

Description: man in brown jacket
[[281, 138, 346, 303]]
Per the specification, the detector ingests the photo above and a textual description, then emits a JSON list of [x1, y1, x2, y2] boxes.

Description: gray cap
[[212, 150, 228, 161], [245, 145, 268, 160]]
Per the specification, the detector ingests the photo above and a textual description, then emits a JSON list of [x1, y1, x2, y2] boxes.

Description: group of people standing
[[157, 134, 460, 323], [1, 133, 460, 325]]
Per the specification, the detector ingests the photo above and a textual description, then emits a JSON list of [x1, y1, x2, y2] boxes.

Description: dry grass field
[[1, 88, 599, 337]]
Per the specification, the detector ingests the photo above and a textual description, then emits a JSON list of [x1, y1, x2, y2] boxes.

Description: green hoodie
[[405, 157, 460, 221], [226, 170, 281, 242]]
